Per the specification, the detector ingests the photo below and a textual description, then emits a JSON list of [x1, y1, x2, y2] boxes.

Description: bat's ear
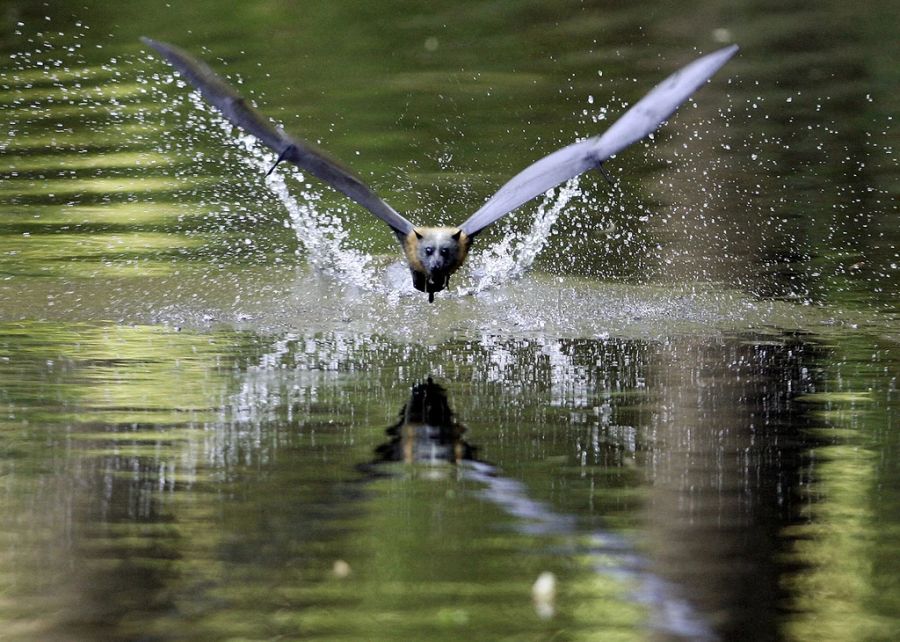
[[415, 230, 424, 240], [451, 229, 462, 241]]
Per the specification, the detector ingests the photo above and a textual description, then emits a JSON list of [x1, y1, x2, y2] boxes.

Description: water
[[1, 2, 898, 640]]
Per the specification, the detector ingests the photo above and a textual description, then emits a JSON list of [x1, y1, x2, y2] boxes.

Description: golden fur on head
[[402, 227, 471, 300], [403, 226, 470, 277]]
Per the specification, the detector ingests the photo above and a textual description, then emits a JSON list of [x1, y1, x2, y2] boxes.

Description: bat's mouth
[[428, 264, 450, 280], [426, 267, 453, 290], [410, 269, 451, 301]]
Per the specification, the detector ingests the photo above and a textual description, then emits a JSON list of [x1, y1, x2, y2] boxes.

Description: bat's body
[[141, 38, 738, 301]]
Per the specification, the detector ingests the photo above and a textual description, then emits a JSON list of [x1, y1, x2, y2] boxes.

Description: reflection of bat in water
[[373, 377, 476, 466], [357, 379, 713, 633], [142, 38, 738, 301]]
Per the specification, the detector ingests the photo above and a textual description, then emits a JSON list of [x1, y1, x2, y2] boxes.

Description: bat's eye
[[439, 248, 450, 257], [424, 246, 434, 256]]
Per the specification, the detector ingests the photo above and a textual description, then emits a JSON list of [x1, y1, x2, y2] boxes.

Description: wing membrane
[[142, 37, 414, 238], [459, 44, 738, 237]]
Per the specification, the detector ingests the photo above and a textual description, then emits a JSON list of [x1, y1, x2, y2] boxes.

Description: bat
[[142, 37, 738, 301]]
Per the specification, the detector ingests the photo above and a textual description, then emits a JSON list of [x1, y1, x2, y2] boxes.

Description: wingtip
[[698, 43, 740, 74], [717, 43, 740, 60]]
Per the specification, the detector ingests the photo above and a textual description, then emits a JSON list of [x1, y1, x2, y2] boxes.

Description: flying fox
[[142, 38, 738, 301]]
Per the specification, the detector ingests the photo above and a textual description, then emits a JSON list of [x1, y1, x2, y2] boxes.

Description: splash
[[461, 177, 582, 295], [263, 161, 377, 290], [202, 105, 379, 292]]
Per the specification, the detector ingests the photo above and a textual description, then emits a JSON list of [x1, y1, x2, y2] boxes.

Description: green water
[[1, 1, 898, 640]]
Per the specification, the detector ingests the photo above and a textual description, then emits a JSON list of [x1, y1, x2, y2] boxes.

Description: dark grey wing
[[459, 44, 739, 237], [141, 37, 415, 239]]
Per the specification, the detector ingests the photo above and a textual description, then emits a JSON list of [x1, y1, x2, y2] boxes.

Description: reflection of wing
[[141, 37, 415, 239], [459, 45, 739, 237]]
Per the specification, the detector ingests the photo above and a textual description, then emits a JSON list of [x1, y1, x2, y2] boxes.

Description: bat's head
[[404, 227, 471, 300]]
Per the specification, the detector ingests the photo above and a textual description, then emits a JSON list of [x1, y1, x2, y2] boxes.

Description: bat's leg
[[596, 162, 616, 187], [265, 146, 293, 177]]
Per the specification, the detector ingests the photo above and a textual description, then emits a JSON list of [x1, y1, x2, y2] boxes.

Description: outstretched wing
[[459, 44, 739, 237], [141, 37, 415, 239]]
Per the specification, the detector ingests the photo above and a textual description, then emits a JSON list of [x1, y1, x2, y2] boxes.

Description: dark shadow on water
[[642, 333, 834, 642]]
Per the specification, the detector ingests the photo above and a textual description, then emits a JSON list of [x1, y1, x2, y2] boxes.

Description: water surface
[[0, 1, 897, 640]]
